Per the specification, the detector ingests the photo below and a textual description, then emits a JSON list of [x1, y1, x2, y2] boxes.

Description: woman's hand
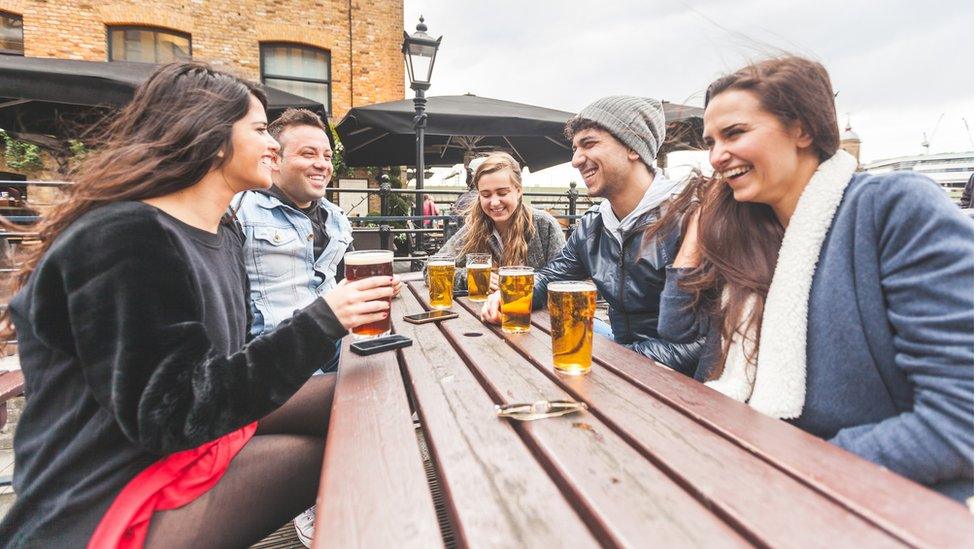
[[489, 272, 500, 292], [480, 290, 502, 325], [324, 276, 395, 330], [392, 275, 403, 298], [673, 208, 702, 268]]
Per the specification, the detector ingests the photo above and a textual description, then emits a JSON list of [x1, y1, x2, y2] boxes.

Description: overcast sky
[[401, 0, 974, 186]]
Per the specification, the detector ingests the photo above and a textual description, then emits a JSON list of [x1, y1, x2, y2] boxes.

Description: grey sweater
[[429, 208, 566, 289]]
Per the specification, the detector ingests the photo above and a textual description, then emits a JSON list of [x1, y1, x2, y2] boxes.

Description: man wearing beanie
[[481, 96, 702, 373]]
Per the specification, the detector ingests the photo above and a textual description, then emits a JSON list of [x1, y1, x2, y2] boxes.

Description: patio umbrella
[[336, 94, 705, 171], [0, 56, 327, 138]]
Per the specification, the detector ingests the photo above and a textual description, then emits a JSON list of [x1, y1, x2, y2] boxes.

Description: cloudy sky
[[401, 0, 973, 186]]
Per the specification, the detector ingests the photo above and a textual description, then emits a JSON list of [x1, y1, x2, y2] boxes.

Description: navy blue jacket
[[659, 171, 974, 500]]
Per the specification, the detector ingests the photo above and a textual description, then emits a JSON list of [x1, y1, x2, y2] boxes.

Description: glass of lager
[[427, 255, 455, 310], [547, 281, 597, 375], [465, 253, 492, 302], [498, 266, 534, 334], [343, 250, 394, 338]]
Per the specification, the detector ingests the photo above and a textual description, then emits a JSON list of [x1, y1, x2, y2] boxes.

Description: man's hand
[[489, 272, 500, 293], [324, 276, 394, 330], [480, 290, 502, 325]]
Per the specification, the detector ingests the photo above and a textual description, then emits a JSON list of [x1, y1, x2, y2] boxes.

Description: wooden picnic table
[[315, 273, 973, 548]]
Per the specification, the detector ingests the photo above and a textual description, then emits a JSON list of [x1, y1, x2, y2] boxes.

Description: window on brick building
[[108, 26, 191, 64], [0, 12, 24, 55], [260, 43, 331, 115]]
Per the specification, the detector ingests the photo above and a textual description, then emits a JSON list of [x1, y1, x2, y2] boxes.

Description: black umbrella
[[0, 56, 327, 138], [337, 94, 573, 171], [337, 94, 705, 172]]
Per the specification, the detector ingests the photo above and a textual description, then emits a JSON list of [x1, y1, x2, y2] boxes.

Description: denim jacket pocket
[[252, 226, 302, 279]]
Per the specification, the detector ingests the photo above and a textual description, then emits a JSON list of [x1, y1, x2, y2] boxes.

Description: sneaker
[[293, 505, 315, 548]]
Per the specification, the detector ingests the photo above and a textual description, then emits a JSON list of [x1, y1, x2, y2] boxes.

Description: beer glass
[[343, 250, 394, 338], [498, 266, 534, 334], [466, 253, 492, 302], [427, 256, 455, 310], [547, 281, 597, 375]]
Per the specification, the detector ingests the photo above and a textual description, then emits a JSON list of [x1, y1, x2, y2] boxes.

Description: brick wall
[[1, 0, 404, 122]]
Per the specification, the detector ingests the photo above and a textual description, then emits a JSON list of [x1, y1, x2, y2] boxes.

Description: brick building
[[0, 0, 404, 121]]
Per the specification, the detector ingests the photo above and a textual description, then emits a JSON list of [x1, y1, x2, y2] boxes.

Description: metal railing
[[0, 179, 599, 264]]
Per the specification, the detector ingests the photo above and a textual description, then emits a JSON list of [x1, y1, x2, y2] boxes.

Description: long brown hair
[[457, 152, 536, 266], [1, 62, 265, 339], [650, 56, 840, 376]]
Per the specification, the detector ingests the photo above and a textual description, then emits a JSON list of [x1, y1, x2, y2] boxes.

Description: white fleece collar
[[706, 150, 858, 419]]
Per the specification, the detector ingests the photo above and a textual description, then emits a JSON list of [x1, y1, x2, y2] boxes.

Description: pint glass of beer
[[466, 253, 492, 302], [343, 250, 393, 338], [427, 256, 455, 310], [498, 266, 534, 334], [547, 281, 597, 375]]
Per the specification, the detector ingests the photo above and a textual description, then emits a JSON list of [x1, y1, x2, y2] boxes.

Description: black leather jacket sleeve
[[626, 335, 704, 376]]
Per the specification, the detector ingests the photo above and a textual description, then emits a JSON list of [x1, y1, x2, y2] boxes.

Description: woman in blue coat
[[654, 56, 973, 501]]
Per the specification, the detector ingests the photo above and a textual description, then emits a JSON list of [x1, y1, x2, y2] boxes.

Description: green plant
[[330, 127, 352, 179], [0, 129, 44, 173], [68, 139, 89, 165]]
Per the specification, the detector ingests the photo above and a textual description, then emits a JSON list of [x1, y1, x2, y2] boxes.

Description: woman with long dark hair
[[0, 63, 395, 547], [653, 56, 973, 500]]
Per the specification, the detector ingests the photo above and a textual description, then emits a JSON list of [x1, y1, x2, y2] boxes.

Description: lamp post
[[402, 15, 441, 253]]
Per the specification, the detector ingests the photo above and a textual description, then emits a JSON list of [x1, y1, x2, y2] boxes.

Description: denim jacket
[[235, 191, 353, 336]]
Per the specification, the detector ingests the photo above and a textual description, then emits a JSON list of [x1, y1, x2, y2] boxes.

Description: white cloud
[[402, 0, 973, 182]]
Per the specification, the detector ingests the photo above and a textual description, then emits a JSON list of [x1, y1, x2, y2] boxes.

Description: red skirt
[[88, 422, 259, 549]]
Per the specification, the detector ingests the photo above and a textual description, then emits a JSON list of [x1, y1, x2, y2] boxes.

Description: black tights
[[144, 374, 336, 549]]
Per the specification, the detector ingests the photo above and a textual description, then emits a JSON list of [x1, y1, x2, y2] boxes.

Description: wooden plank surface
[[529, 311, 974, 548], [395, 286, 599, 548], [406, 281, 749, 548], [454, 298, 908, 548], [315, 327, 443, 549]]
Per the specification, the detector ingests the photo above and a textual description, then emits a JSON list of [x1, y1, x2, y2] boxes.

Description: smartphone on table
[[402, 310, 459, 324], [349, 334, 412, 356]]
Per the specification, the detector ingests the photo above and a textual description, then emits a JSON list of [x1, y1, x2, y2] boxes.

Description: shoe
[[293, 505, 315, 548]]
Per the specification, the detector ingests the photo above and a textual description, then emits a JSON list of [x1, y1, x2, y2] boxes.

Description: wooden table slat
[[529, 311, 974, 548], [453, 297, 908, 548], [315, 335, 444, 549], [395, 287, 599, 548], [407, 281, 750, 548]]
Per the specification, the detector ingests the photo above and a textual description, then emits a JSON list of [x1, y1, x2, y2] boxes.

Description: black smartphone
[[402, 310, 460, 324], [349, 334, 413, 356]]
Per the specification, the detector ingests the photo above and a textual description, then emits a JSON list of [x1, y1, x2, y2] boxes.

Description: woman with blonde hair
[[430, 152, 565, 292]]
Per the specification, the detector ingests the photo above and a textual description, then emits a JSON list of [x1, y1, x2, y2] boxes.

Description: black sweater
[[0, 202, 346, 546]]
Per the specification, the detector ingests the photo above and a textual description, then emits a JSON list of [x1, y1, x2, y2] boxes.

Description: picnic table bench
[[315, 273, 973, 548]]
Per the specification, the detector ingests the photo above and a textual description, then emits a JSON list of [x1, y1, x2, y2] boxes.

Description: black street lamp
[[402, 15, 441, 253]]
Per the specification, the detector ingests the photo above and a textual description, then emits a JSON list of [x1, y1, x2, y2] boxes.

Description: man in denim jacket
[[234, 108, 352, 546], [236, 108, 354, 343]]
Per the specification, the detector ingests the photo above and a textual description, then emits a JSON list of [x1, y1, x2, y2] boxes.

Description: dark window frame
[[259, 42, 332, 116], [0, 11, 24, 56], [106, 25, 192, 64]]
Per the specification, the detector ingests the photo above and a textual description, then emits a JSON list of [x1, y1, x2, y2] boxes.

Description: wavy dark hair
[[1, 62, 265, 341], [648, 56, 840, 377]]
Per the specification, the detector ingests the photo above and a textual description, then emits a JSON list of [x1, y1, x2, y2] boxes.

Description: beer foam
[[498, 266, 533, 276], [344, 251, 393, 265], [428, 259, 455, 267], [548, 281, 595, 292], [467, 263, 491, 270]]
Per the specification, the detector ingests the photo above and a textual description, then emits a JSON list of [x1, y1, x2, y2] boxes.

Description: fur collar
[[705, 150, 858, 419]]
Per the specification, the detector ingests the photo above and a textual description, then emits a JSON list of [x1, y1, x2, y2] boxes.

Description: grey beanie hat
[[576, 96, 666, 169]]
